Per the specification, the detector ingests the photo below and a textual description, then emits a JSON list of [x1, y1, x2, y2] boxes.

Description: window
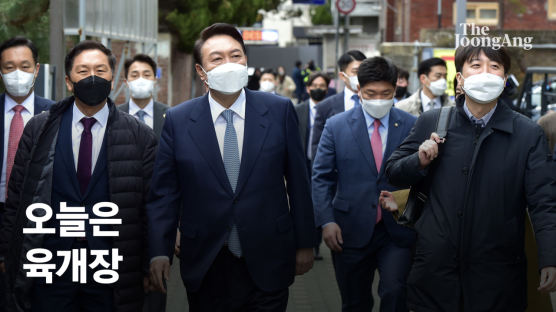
[[453, 2, 499, 26], [549, 0, 556, 20]]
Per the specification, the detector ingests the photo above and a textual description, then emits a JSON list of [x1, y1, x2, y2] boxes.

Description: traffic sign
[[336, 0, 356, 15]]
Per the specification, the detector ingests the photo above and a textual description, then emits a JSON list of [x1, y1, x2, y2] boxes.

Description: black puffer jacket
[[0, 96, 157, 312]]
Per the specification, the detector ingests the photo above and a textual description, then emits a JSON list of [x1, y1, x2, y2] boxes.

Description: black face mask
[[395, 86, 407, 99], [72, 75, 112, 106], [310, 88, 327, 101]]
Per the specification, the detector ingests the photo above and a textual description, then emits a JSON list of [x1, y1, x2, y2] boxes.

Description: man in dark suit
[[0, 37, 53, 311], [118, 54, 169, 139], [0, 40, 157, 311], [294, 72, 329, 260], [311, 50, 366, 157], [147, 23, 315, 311], [312, 57, 417, 311]]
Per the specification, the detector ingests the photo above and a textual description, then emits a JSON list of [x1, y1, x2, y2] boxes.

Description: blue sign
[[293, 0, 326, 4]]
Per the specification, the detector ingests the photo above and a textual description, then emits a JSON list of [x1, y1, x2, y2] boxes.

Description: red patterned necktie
[[6, 105, 25, 197]]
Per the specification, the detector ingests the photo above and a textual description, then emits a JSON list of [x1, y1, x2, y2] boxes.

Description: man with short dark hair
[[119, 54, 169, 139], [312, 57, 416, 311], [394, 67, 410, 103], [386, 46, 556, 311], [258, 68, 279, 94], [0, 35, 54, 312], [0, 40, 157, 311], [294, 72, 330, 260], [310, 50, 367, 159], [395, 57, 453, 116], [147, 23, 315, 311]]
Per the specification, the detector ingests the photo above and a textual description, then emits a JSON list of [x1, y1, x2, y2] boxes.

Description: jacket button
[[233, 199, 238, 204], [457, 210, 463, 217], [462, 167, 469, 176]]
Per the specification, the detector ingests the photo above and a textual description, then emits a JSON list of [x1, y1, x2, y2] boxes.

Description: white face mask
[[128, 78, 155, 99], [259, 80, 275, 92], [427, 78, 447, 97], [343, 72, 359, 91], [1, 69, 36, 97], [360, 96, 394, 119], [460, 72, 505, 104], [202, 63, 248, 94]]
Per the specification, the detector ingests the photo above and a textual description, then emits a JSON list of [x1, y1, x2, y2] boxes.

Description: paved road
[[165, 244, 381, 312]]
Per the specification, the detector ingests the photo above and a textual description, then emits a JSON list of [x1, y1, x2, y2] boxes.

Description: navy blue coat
[[312, 106, 417, 248], [146, 89, 315, 292]]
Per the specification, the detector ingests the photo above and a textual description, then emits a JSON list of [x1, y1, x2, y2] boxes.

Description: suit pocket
[[276, 213, 293, 233], [332, 198, 349, 212]]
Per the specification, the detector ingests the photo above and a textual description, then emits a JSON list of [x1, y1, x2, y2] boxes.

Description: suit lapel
[[0, 94, 4, 179], [298, 102, 309, 153], [235, 90, 269, 196], [153, 102, 165, 138], [58, 106, 82, 197], [381, 108, 403, 177], [187, 95, 234, 195], [33, 95, 48, 114], [348, 107, 377, 175]]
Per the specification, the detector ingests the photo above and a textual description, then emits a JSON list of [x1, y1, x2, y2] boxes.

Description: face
[[457, 50, 505, 86], [195, 34, 247, 84], [0, 45, 39, 79], [126, 61, 155, 82], [420, 65, 447, 86], [306, 76, 327, 94], [340, 60, 362, 86], [396, 77, 408, 88], [359, 81, 395, 100], [65, 49, 114, 92], [260, 73, 277, 86]]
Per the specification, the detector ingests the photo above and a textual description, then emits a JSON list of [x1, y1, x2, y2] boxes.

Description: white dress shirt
[[307, 99, 317, 159], [129, 98, 154, 129], [343, 87, 358, 112], [71, 102, 109, 174], [420, 90, 442, 113], [209, 89, 246, 160], [1, 93, 35, 202]]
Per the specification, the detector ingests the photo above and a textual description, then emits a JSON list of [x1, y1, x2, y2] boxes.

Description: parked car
[[516, 67, 556, 121]]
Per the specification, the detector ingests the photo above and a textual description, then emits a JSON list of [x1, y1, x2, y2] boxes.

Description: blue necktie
[[222, 109, 242, 257], [352, 94, 360, 109], [136, 110, 147, 123]]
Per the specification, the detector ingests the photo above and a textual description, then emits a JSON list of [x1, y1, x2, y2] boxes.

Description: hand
[[322, 223, 343, 252], [295, 248, 314, 275], [0, 262, 5, 273], [418, 132, 445, 168], [149, 258, 170, 293], [538, 266, 556, 292], [379, 191, 399, 212], [174, 230, 181, 258], [143, 276, 152, 294]]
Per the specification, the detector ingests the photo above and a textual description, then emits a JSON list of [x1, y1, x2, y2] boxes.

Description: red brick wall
[[391, 0, 556, 42]]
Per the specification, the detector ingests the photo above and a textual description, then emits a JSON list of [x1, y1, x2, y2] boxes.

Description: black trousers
[[187, 248, 288, 312]]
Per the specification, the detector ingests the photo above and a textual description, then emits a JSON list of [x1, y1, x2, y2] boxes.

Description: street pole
[[343, 14, 349, 54], [49, 0, 65, 101], [455, 0, 467, 48], [437, 0, 442, 29], [334, 9, 340, 77]]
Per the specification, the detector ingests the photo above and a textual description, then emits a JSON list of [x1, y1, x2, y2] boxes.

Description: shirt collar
[[420, 89, 438, 108], [362, 106, 390, 132], [208, 89, 246, 123], [72, 101, 110, 128], [5, 91, 35, 114], [129, 98, 154, 117], [463, 100, 497, 126], [309, 98, 317, 110], [344, 87, 355, 101]]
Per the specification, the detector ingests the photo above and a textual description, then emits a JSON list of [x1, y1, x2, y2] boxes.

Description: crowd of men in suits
[[0, 21, 554, 312]]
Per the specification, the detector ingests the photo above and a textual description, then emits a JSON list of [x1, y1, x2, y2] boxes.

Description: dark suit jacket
[[312, 106, 417, 248], [311, 91, 345, 158], [146, 89, 315, 292], [294, 100, 310, 155], [117, 100, 169, 138], [0, 93, 53, 200]]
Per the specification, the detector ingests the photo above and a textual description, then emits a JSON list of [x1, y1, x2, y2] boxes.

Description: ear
[[455, 72, 464, 88], [34, 63, 40, 79], [419, 74, 427, 86], [65, 75, 73, 93], [195, 64, 207, 85]]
